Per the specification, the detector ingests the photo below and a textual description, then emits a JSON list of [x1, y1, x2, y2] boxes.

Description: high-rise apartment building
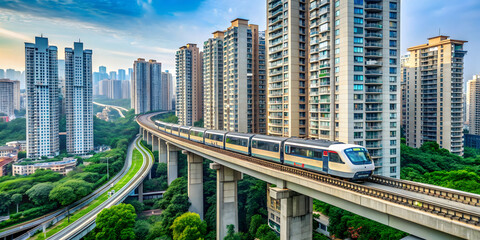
[[65, 42, 93, 155], [218, 19, 266, 133], [128, 68, 133, 81], [131, 59, 164, 114], [99, 79, 122, 99], [118, 69, 126, 81], [266, 0, 308, 137], [404, 36, 467, 155], [0, 69, 4, 79], [161, 71, 174, 111], [267, 0, 401, 177], [467, 75, 480, 135], [25, 36, 59, 158], [400, 54, 410, 129], [0, 79, 20, 118], [175, 44, 203, 126], [122, 80, 130, 99], [203, 31, 224, 130]]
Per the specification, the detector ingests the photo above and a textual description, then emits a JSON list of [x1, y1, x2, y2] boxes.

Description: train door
[[322, 151, 329, 173]]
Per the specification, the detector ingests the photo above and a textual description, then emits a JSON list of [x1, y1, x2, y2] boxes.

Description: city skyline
[[0, 0, 479, 80]]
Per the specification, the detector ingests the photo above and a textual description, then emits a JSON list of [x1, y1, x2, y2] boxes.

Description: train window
[[192, 131, 203, 138], [252, 140, 257, 148], [329, 151, 343, 163], [215, 135, 223, 142], [227, 137, 248, 146], [289, 146, 313, 158], [313, 151, 323, 159], [255, 141, 279, 152]]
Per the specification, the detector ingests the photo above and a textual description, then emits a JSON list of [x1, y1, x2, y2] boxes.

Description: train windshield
[[344, 148, 372, 165]]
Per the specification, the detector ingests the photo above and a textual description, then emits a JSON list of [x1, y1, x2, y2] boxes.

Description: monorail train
[[154, 120, 374, 180]]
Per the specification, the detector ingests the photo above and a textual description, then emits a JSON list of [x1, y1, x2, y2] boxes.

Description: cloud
[[0, 27, 30, 41]]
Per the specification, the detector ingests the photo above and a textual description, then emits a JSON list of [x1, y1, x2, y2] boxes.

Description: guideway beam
[[210, 163, 242, 240], [270, 188, 313, 240], [186, 151, 204, 219]]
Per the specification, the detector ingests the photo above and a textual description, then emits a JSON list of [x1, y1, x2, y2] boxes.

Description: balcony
[[365, 14, 383, 20], [365, 4, 383, 11], [365, 33, 383, 39], [365, 23, 383, 30], [365, 70, 383, 75]]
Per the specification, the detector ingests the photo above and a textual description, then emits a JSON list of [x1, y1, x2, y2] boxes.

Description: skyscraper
[[467, 75, 480, 135], [65, 42, 93, 155], [128, 68, 133, 81], [25, 36, 59, 158], [122, 80, 130, 99], [118, 69, 126, 81], [161, 71, 174, 111], [404, 36, 467, 155], [109, 71, 117, 80], [131, 58, 163, 114], [266, 0, 308, 138], [0, 69, 4, 79], [210, 19, 266, 133], [0, 79, 20, 118], [203, 31, 224, 130], [266, 0, 401, 177], [175, 44, 203, 126]]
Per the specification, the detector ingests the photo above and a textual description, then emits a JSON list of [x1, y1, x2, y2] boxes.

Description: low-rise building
[[6, 141, 27, 151], [12, 157, 77, 176], [0, 146, 17, 158], [0, 157, 14, 176]]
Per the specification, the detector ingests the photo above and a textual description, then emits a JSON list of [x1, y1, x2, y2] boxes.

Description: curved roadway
[[47, 137, 154, 240], [93, 102, 128, 118], [0, 138, 137, 240]]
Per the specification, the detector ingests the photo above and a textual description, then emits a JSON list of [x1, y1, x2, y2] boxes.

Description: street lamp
[[101, 157, 110, 180]]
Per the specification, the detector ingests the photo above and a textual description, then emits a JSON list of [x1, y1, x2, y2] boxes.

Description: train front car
[[328, 144, 375, 180], [225, 133, 254, 155]]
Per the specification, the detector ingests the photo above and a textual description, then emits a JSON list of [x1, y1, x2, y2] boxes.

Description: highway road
[[0, 139, 137, 240], [46, 137, 154, 240], [93, 102, 128, 118]]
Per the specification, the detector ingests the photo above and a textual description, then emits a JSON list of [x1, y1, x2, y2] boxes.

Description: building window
[[390, 140, 397, 146], [390, 12, 397, 19], [390, 149, 397, 155], [354, 84, 364, 91], [390, 166, 397, 173], [354, 0, 363, 5], [354, 37, 364, 44], [354, 75, 364, 81], [354, 47, 364, 53], [354, 66, 363, 72], [354, 17, 364, 24], [354, 132, 363, 139], [354, 56, 364, 63], [354, 7, 364, 15], [390, 131, 397, 137], [389, 40, 397, 47], [354, 27, 364, 34], [390, 157, 397, 164], [390, 2, 398, 10]]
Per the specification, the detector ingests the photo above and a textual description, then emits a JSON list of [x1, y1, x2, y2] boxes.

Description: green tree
[[94, 203, 137, 240], [61, 179, 93, 198], [17, 151, 26, 159], [248, 214, 265, 238], [171, 212, 207, 240], [134, 220, 151, 239], [49, 186, 76, 206], [11, 194, 22, 213], [224, 224, 241, 240], [26, 182, 54, 205], [0, 192, 11, 214], [255, 224, 278, 240]]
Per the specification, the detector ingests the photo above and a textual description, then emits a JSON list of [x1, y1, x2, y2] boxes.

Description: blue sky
[[0, 0, 479, 80]]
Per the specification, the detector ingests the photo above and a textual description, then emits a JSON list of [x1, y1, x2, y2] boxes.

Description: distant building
[[131, 58, 164, 114], [0, 69, 4, 79], [161, 71, 174, 110], [404, 36, 467, 155], [65, 41, 93, 155], [99, 79, 122, 99], [465, 134, 480, 149], [25, 36, 60, 158], [12, 158, 77, 176], [467, 75, 480, 135], [128, 68, 133, 81], [0, 158, 14, 177], [6, 141, 27, 151], [0, 146, 17, 158], [109, 71, 117, 80], [175, 44, 203, 126], [121, 80, 130, 99], [0, 79, 20, 118], [118, 69, 126, 81]]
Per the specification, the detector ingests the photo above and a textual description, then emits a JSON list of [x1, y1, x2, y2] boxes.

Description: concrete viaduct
[[137, 112, 480, 240]]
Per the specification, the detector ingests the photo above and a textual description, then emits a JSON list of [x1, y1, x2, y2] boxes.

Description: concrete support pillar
[[167, 143, 180, 185], [158, 139, 167, 164], [147, 132, 152, 145], [186, 151, 203, 219], [270, 188, 313, 240], [210, 163, 243, 240], [152, 136, 159, 151], [138, 181, 144, 203], [143, 129, 147, 141]]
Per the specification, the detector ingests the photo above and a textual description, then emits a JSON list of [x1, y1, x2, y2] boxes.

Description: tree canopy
[[94, 203, 137, 240], [170, 212, 207, 240]]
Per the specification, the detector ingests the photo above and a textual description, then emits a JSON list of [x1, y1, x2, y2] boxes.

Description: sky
[[0, 0, 479, 80]]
